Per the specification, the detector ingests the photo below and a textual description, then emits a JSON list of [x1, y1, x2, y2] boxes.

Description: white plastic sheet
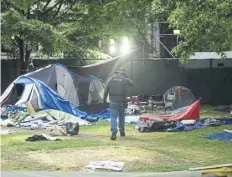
[[86, 161, 124, 171]]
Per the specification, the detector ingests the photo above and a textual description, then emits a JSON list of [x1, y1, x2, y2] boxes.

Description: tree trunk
[[18, 39, 31, 74], [25, 45, 32, 73], [18, 38, 25, 75]]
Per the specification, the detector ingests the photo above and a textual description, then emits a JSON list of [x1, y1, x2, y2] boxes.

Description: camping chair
[[138, 95, 149, 112], [126, 97, 132, 107], [131, 96, 139, 105], [164, 92, 176, 112], [151, 94, 165, 112]]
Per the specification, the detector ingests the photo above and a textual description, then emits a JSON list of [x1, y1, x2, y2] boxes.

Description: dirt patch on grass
[[27, 147, 149, 170], [26, 146, 196, 171], [0, 159, 8, 165]]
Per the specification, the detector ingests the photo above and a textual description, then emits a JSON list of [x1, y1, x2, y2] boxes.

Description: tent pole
[[209, 59, 213, 105], [130, 59, 133, 81], [154, 35, 176, 59]]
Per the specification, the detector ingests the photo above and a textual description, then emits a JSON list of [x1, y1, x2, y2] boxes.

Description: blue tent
[[1, 64, 110, 121]]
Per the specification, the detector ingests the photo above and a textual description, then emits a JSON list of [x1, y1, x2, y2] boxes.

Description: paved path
[[1, 171, 202, 177]]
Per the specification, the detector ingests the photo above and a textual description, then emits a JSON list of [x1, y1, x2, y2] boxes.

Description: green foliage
[[1, 0, 74, 58], [152, 0, 232, 63], [2, 0, 152, 67], [63, 0, 153, 58]]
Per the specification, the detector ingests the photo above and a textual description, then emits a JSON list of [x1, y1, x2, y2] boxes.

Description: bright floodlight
[[120, 36, 130, 54], [109, 45, 116, 54], [173, 30, 180, 35]]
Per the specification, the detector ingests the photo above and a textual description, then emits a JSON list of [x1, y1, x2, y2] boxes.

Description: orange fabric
[[176, 89, 184, 96], [141, 99, 200, 121]]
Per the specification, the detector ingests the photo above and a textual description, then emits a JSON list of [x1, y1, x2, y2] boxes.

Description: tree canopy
[[2, 0, 232, 68], [1, 0, 152, 72], [152, 0, 232, 62]]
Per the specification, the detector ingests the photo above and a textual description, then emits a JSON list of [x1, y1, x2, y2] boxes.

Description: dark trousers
[[110, 102, 125, 133]]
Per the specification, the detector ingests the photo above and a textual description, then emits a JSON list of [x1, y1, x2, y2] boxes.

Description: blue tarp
[[16, 76, 110, 121], [184, 120, 204, 131], [201, 132, 232, 142], [184, 118, 232, 131]]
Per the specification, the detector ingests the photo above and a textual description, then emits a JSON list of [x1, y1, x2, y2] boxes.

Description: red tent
[[141, 99, 200, 121]]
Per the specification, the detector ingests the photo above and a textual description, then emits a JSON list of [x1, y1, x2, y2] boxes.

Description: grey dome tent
[[163, 86, 195, 110], [0, 64, 107, 112], [73, 74, 106, 105]]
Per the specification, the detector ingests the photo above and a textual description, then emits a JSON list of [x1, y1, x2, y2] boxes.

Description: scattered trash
[[46, 125, 67, 136], [65, 122, 79, 135], [25, 133, 61, 142], [224, 129, 232, 133], [166, 122, 185, 132], [86, 161, 125, 171], [41, 133, 61, 141], [0, 108, 89, 131], [181, 119, 196, 125], [201, 118, 222, 126], [136, 118, 171, 132], [0, 119, 15, 127], [0, 129, 15, 135], [125, 104, 140, 115]]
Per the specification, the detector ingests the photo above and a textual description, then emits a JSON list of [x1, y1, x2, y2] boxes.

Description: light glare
[[121, 36, 130, 54], [109, 45, 116, 54]]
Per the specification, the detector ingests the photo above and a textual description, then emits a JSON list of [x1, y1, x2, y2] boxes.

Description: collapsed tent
[[136, 99, 201, 132], [141, 99, 200, 121], [136, 100, 200, 132], [0, 64, 109, 117], [163, 86, 195, 111]]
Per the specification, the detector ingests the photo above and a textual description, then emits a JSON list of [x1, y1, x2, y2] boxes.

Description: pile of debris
[[0, 104, 89, 136]]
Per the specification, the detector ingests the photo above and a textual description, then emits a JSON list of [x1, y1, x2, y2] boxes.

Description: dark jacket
[[103, 73, 133, 103]]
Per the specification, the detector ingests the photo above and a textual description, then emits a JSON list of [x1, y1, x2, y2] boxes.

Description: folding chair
[[152, 94, 165, 112], [138, 95, 149, 112]]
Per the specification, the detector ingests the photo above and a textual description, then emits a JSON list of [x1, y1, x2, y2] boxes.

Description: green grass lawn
[[1, 105, 232, 172]]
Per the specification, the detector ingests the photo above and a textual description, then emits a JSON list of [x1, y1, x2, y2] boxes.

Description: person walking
[[103, 68, 133, 140]]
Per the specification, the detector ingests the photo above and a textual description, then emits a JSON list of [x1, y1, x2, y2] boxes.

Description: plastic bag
[[65, 122, 79, 135]]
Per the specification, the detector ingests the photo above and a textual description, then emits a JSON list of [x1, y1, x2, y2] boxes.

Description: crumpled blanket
[[2, 109, 90, 130], [25, 133, 61, 142]]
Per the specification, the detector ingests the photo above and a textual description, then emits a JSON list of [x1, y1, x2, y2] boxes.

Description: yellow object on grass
[[202, 167, 232, 177]]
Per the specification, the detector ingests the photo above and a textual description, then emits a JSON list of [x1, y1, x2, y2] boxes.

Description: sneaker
[[120, 132, 126, 137], [110, 132, 117, 140]]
